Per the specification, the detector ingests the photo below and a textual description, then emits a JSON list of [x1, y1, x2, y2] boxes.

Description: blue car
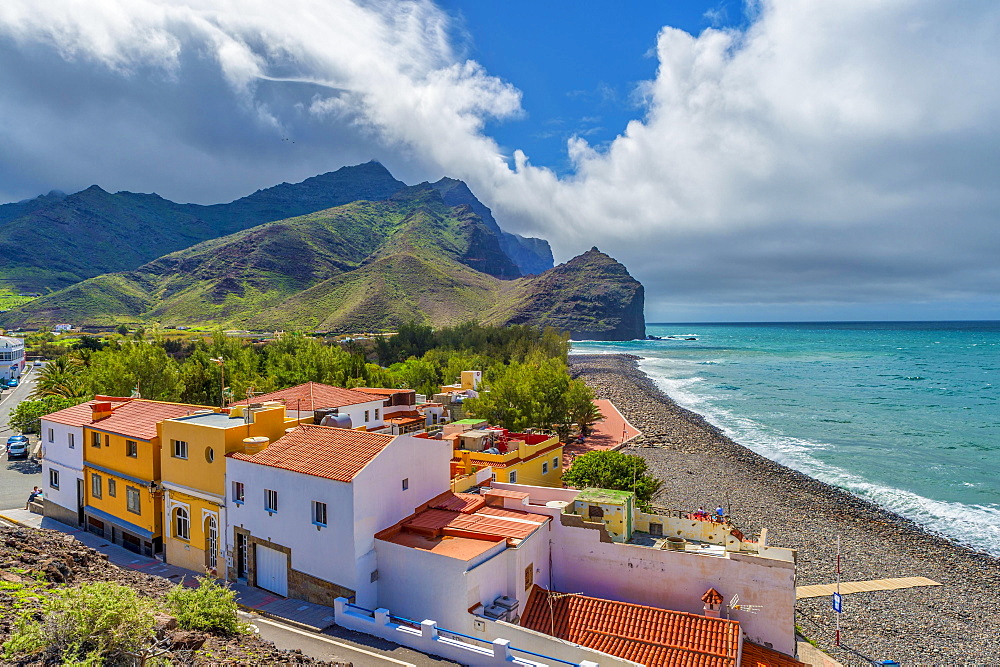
[[6, 378, 17, 388]]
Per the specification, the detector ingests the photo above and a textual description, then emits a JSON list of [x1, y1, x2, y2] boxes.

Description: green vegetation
[[3, 582, 159, 664], [165, 577, 248, 636], [561, 451, 663, 511], [9, 395, 86, 433]]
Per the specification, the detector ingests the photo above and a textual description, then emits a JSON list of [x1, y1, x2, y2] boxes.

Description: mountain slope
[[0, 162, 405, 292], [1, 195, 645, 339]]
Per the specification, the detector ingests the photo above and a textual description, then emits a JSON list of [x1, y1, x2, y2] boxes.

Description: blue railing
[[344, 603, 374, 617], [437, 627, 495, 648], [510, 646, 580, 666]]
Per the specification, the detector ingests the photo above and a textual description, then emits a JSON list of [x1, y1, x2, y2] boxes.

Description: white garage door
[[255, 544, 288, 597]]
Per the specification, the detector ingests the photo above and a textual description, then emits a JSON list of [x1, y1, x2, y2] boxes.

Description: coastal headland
[[570, 353, 1000, 665]]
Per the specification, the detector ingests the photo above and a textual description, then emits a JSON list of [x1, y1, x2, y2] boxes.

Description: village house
[[224, 423, 452, 608], [230, 381, 387, 432]]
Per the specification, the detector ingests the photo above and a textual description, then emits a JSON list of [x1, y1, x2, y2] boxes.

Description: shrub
[[3, 582, 157, 663], [562, 450, 663, 511], [165, 577, 247, 635]]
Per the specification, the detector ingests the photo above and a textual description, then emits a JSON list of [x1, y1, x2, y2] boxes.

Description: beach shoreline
[[570, 353, 1000, 665]]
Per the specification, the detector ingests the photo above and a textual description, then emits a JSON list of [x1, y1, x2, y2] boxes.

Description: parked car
[[6, 436, 29, 459], [6, 378, 17, 388], [33, 361, 42, 366]]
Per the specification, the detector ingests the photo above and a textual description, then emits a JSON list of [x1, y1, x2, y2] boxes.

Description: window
[[508, 470, 517, 483], [364, 410, 370, 422], [232, 481, 245, 504], [104, 434, 110, 447], [588, 505, 604, 519], [370, 569, 379, 583], [524, 564, 534, 590], [126, 486, 141, 514], [91, 432, 101, 448], [542, 462, 549, 475], [47, 428, 54, 443], [402, 478, 409, 491], [174, 507, 190, 540], [172, 439, 188, 459], [107, 478, 117, 497], [265, 488, 278, 513], [553, 456, 559, 468], [205, 447, 214, 463], [49, 468, 59, 489], [126, 440, 138, 458], [313, 501, 328, 526], [91, 472, 102, 499], [374, 408, 380, 420], [68, 433, 75, 449]]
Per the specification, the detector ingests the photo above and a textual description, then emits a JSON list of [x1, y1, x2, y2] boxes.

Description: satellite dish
[[728, 594, 763, 615]]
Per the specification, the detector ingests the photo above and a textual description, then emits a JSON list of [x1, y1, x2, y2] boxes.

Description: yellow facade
[[456, 434, 564, 488], [158, 405, 291, 574], [83, 466, 162, 547]]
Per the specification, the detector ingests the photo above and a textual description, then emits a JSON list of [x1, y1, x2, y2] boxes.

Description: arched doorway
[[204, 516, 218, 573]]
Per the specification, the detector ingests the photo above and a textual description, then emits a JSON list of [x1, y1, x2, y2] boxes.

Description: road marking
[[250, 615, 416, 666]]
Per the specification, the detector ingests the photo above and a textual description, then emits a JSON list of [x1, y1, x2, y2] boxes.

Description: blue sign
[[832, 592, 843, 613]]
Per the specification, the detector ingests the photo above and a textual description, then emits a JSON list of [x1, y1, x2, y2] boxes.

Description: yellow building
[[433, 422, 565, 488], [82, 399, 209, 556], [158, 402, 291, 575]]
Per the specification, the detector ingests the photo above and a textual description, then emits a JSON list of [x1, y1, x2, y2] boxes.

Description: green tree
[[29, 354, 89, 399], [464, 355, 573, 433], [565, 380, 602, 435], [83, 340, 183, 401], [389, 357, 442, 397], [9, 396, 86, 434], [561, 451, 663, 511]]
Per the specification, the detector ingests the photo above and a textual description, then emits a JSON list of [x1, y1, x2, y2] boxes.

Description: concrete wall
[[225, 459, 357, 595], [40, 419, 84, 521], [352, 433, 453, 607], [334, 599, 630, 667]]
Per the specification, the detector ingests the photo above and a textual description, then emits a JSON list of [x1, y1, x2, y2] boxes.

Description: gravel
[[571, 353, 1000, 666]]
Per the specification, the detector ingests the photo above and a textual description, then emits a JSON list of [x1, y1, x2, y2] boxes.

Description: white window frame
[[553, 456, 560, 468], [312, 501, 328, 527], [91, 472, 102, 499], [374, 408, 380, 420], [172, 439, 188, 460], [264, 488, 278, 513], [49, 468, 59, 489], [542, 461, 549, 475], [232, 481, 245, 504], [174, 507, 190, 540]]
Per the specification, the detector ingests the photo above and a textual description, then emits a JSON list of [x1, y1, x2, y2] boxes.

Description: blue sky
[[0, 0, 998, 322], [438, 1, 746, 174]]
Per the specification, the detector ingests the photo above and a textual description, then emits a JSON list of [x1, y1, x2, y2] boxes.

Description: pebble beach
[[570, 353, 1000, 666]]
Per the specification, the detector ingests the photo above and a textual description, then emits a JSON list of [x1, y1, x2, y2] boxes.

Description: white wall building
[[224, 424, 451, 608], [0, 336, 25, 381], [231, 381, 386, 431]]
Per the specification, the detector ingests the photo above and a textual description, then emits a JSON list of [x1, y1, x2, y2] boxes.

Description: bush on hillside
[[165, 577, 248, 635]]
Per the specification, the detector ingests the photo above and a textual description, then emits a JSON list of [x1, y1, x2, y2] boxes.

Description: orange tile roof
[[520, 585, 741, 667], [231, 381, 377, 410], [88, 400, 209, 441], [740, 642, 806, 667], [42, 398, 132, 428], [430, 492, 486, 513], [228, 424, 394, 482]]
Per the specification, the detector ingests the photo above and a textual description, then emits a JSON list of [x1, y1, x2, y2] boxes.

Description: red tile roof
[[42, 398, 132, 428], [228, 424, 393, 482], [741, 642, 806, 667], [231, 381, 377, 410], [430, 492, 486, 513], [521, 585, 741, 667], [89, 400, 209, 441]]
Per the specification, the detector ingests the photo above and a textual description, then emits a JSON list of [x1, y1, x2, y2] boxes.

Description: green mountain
[[0, 162, 406, 292], [1, 187, 644, 340]]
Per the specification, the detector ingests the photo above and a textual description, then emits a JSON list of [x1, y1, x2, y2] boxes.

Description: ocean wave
[[639, 358, 1000, 555]]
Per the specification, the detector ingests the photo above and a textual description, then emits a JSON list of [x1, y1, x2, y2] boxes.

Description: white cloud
[[0, 0, 998, 319]]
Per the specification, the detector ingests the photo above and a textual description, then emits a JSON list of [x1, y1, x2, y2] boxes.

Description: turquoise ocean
[[572, 321, 1000, 556]]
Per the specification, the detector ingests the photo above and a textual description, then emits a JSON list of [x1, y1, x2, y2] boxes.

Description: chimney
[[91, 401, 113, 421], [702, 588, 724, 618]]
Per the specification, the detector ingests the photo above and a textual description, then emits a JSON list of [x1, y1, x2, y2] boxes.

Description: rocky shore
[[570, 353, 1000, 666]]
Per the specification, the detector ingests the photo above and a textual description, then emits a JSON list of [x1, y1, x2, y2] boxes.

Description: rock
[[169, 630, 207, 651]]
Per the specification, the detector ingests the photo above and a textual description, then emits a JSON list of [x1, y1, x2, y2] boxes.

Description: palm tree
[[30, 355, 89, 399]]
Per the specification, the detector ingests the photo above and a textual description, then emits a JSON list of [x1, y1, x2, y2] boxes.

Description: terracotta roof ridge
[[581, 627, 737, 662]]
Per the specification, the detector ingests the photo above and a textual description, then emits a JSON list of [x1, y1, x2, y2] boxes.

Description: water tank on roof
[[321, 413, 353, 429], [313, 407, 338, 425], [242, 436, 269, 454]]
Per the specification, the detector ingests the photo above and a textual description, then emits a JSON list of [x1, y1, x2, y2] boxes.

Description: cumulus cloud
[[0, 0, 998, 319]]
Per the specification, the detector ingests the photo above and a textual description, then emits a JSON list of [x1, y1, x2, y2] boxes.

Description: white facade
[[39, 417, 85, 526], [286, 398, 387, 431], [225, 432, 451, 607], [0, 336, 25, 380]]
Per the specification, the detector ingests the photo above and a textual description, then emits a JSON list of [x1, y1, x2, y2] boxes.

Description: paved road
[[0, 365, 42, 510], [246, 613, 459, 666]]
